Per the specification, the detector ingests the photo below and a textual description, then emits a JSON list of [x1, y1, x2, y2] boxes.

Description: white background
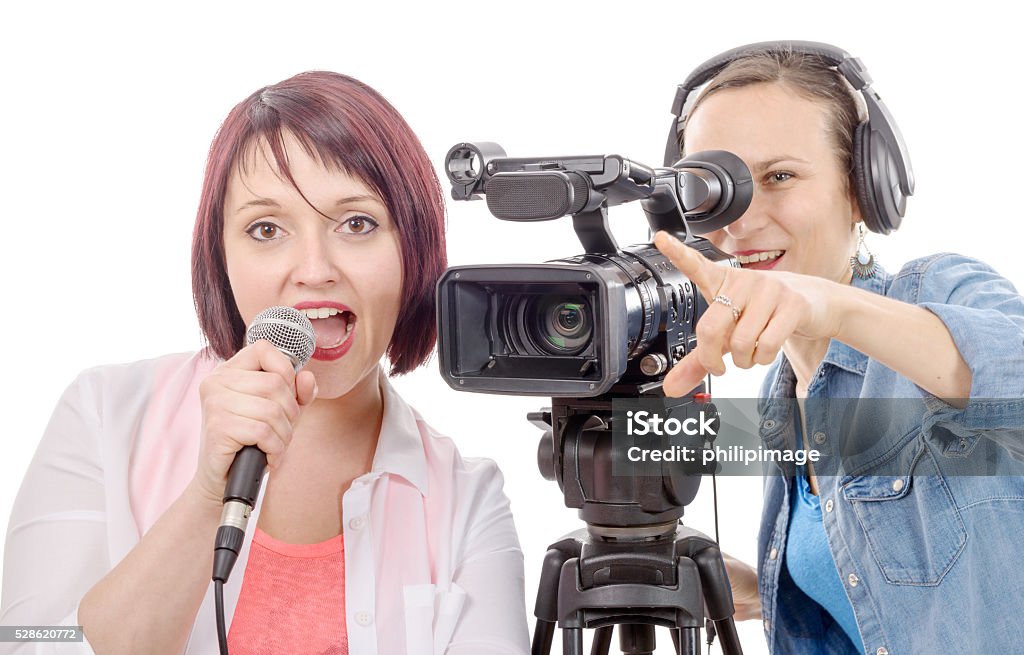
[[1, 2, 1021, 653]]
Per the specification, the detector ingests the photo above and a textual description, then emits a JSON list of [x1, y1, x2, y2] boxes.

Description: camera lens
[[554, 303, 583, 334], [498, 292, 596, 359], [534, 295, 592, 355]]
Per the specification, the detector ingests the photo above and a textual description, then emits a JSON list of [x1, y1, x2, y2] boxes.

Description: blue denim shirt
[[756, 253, 1024, 654]]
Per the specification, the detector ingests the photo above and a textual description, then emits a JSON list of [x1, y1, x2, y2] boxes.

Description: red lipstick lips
[[293, 301, 356, 362]]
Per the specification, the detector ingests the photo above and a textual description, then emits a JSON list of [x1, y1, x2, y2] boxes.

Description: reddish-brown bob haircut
[[191, 71, 446, 375]]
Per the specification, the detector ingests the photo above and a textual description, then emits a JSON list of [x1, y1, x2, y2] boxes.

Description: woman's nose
[[290, 233, 340, 288], [723, 192, 770, 240]]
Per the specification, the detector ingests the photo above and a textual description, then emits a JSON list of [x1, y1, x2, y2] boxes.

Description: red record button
[[693, 392, 712, 404]]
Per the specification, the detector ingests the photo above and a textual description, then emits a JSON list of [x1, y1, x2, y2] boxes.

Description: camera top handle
[[445, 142, 753, 255]]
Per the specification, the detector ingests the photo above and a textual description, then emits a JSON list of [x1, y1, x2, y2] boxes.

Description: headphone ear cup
[[851, 122, 882, 233]]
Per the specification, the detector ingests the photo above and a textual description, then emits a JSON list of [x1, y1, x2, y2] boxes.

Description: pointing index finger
[[653, 231, 727, 302]]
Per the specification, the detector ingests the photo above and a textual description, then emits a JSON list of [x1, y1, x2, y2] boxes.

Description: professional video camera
[[438, 142, 752, 397], [437, 142, 753, 655]]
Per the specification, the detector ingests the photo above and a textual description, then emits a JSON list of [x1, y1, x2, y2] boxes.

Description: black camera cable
[[705, 373, 723, 651]]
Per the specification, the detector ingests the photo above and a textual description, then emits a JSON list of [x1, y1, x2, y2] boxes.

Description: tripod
[[529, 392, 743, 655]]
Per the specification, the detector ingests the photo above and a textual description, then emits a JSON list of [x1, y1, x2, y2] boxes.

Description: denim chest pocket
[[842, 442, 967, 586]]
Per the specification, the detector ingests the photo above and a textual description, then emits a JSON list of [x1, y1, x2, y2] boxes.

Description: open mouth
[[735, 250, 785, 269], [298, 306, 357, 352]]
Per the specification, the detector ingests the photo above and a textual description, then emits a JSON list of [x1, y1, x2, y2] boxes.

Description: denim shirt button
[[847, 573, 860, 587], [769, 547, 778, 560], [825, 499, 834, 513], [876, 648, 889, 655], [763, 619, 770, 632], [763, 419, 776, 430], [813, 431, 826, 445], [892, 479, 905, 492]]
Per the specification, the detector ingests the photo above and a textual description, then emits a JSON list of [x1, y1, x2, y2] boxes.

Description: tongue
[[312, 314, 349, 349]]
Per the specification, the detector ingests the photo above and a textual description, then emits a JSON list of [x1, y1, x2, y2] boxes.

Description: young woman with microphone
[[655, 43, 1024, 653], [1, 72, 529, 654]]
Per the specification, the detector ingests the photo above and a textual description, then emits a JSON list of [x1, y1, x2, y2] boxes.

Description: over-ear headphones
[[664, 41, 914, 234]]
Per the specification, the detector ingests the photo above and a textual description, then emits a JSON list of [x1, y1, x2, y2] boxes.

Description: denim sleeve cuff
[[917, 301, 1024, 430]]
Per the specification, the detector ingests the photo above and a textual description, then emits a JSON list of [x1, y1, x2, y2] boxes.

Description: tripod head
[[532, 388, 717, 532]]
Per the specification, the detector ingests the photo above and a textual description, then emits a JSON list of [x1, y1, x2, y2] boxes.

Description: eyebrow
[[235, 198, 280, 213], [332, 194, 382, 208], [750, 156, 811, 173], [233, 194, 382, 215]]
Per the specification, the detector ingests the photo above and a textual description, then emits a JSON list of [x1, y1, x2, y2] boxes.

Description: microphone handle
[[212, 446, 268, 582], [224, 445, 268, 506], [210, 309, 311, 586]]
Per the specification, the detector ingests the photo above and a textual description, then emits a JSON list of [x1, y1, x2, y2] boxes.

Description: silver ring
[[713, 294, 742, 321]]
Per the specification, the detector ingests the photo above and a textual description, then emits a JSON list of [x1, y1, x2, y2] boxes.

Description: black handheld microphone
[[211, 306, 315, 583]]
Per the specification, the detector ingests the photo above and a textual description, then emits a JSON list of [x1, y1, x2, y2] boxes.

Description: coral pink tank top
[[227, 527, 348, 655]]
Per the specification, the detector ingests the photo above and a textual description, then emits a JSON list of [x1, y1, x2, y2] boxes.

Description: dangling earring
[[850, 223, 878, 279]]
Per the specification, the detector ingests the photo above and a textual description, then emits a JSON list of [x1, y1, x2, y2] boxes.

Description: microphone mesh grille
[[245, 306, 316, 370], [486, 173, 572, 220]]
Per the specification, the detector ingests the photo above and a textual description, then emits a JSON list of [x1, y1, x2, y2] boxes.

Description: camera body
[[439, 248, 705, 396], [437, 143, 751, 398]]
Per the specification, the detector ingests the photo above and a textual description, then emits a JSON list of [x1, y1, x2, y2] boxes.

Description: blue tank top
[[785, 465, 865, 651]]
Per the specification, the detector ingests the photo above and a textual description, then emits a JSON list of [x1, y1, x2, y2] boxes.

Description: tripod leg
[[710, 619, 740, 655], [671, 628, 680, 655], [678, 628, 699, 655], [590, 626, 613, 655], [619, 624, 656, 655], [691, 546, 743, 655], [533, 543, 577, 655], [532, 623, 555, 655], [563, 627, 584, 655]]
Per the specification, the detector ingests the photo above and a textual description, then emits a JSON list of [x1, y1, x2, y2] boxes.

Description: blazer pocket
[[842, 440, 967, 586], [403, 582, 467, 655]]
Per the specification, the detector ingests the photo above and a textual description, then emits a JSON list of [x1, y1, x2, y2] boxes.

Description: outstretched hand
[[653, 231, 844, 397]]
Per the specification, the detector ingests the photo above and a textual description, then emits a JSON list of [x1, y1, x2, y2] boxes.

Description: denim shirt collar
[[759, 268, 891, 453], [819, 269, 890, 376], [766, 267, 891, 399]]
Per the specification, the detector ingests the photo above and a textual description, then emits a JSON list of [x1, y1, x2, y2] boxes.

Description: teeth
[[300, 307, 341, 320], [300, 307, 356, 349], [735, 250, 784, 265]]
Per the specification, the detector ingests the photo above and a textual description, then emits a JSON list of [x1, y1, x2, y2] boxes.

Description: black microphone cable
[[216, 580, 228, 655]]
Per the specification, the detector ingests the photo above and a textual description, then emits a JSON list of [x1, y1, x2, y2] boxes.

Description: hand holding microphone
[[191, 307, 317, 583]]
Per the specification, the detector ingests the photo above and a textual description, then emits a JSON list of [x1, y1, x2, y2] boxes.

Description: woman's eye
[[339, 215, 380, 235], [766, 171, 794, 184], [245, 221, 284, 241]]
